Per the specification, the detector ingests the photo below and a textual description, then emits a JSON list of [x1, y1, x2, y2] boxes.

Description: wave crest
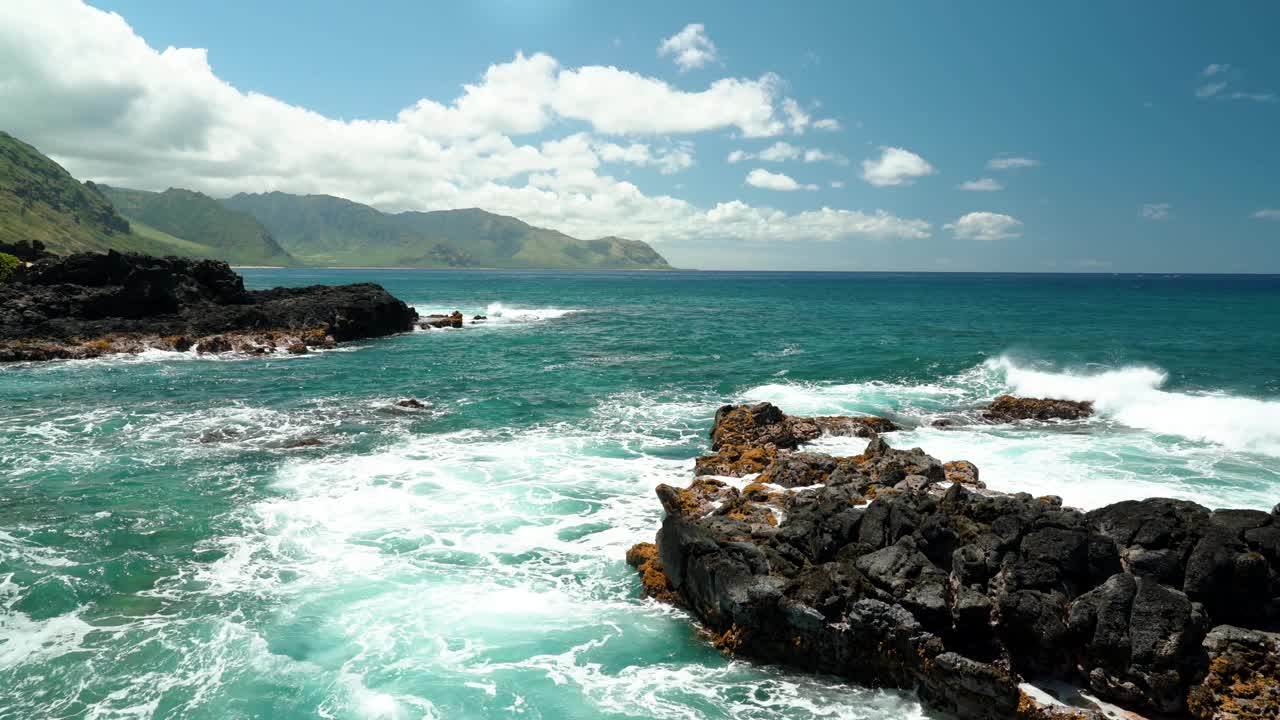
[[987, 356, 1280, 457]]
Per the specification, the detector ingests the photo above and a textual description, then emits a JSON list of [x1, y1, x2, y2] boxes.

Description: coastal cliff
[[631, 402, 1280, 720], [0, 250, 418, 361]]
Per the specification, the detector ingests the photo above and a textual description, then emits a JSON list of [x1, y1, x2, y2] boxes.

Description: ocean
[[2, 269, 1279, 719]]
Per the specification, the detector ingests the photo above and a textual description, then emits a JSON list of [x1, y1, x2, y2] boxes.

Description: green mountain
[[0, 130, 143, 254], [222, 192, 671, 269], [0, 131, 272, 262], [99, 186, 295, 266], [1, 130, 669, 270]]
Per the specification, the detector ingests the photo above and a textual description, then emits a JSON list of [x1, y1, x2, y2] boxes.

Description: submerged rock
[[984, 395, 1094, 422], [0, 251, 416, 361], [632, 404, 1280, 720], [396, 398, 430, 410]]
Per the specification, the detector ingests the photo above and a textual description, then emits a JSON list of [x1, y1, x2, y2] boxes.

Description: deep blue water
[[1, 270, 1278, 719]]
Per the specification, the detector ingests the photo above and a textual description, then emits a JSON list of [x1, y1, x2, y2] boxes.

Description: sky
[[1, 1, 1278, 271]]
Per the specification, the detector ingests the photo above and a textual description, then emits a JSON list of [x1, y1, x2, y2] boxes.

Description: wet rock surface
[[985, 394, 1095, 422], [0, 250, 418, 361], [630, 402, 1280, 720]]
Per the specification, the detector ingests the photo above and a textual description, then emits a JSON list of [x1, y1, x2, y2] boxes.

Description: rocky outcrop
[[631, 403, 1280, 720], [695, 402, 898, 480], [418, 311, 490, 330], [985, 395, 1094, 422], [0, 250, 418, 361]]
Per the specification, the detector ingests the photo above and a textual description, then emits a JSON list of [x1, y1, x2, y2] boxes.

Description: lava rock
[[630, 404, 1280, 720], [0, 251, 417, 361], [984, 395, 1094, 422]]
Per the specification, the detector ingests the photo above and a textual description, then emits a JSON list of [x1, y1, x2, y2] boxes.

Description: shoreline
[[630, 401, 1280, 720]]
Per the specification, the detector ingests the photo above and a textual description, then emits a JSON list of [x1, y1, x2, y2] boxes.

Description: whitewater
[[1, 269, 1277, 719]]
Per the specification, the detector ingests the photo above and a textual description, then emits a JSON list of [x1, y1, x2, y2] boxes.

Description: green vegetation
[[222, 192, 671, 269], [101, 186, 295, 266], [1, 130, 669, 270], [0, 131, 234, 259], [0, 252, 18, 285], [0, 131, 133, 253]]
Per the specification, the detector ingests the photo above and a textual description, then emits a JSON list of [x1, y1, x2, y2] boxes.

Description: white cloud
[[782, 98, 810, 134], [945, 212, 1023, 240], [705, 201, 930, 240], [745, 168, 817, 191], [813, 118, 841, 131], [803, 148, 848, 165], [1253, 209, 1280, 220], [830, 180, 845, 189], [986, 156, 1040, 171], [861, 147, 935, 187], [726, 143, 846, 165], [552, 66, 788, 137], [1229, 91, 1277, 103], [1141, 203, 1172, 220], [757, 141, 802, 162], [958, 178, 1002, 191], [1196, 81, 1227, 98], [596, 140, 694, 175], [658, 23, 718, 71], [1192, 64, 1275, 103], [0, 0, 933, 247]]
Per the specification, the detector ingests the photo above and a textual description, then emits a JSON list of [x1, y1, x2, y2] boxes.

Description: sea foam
[[988, 356, 1280, 458]]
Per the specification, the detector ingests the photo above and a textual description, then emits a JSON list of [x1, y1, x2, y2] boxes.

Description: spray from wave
[[412, 303, 580, 325], [987, 356, 1280, 458]]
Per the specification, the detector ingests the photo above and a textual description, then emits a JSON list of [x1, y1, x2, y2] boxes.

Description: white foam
[[412, 302, 580, 326], [484, 302, 579, 322], [741, 358, 1280, 511], [988, 356, 1280, 457]]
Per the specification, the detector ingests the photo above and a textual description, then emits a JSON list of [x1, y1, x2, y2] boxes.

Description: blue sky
[[4, 1, 1279, 271]]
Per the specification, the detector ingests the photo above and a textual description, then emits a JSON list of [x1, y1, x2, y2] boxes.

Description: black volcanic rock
[[632, 403, 1280, 720], [0, 250, 417, 360]]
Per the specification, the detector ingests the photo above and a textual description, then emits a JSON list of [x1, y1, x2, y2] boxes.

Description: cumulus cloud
[[726, 143, 846, 165], [596, 140, 694, 174], [1253, 209, 1280, 220], [830, 180, 845, 189], [757, 142, 802, 162], [944, 212, 1023, 240], [958, 178, 1002, 191], [813, 118, 841, 131], [1141, 203, 1172, 220], [0, 1, 932, 246], [658, 23, 718, 71], [861, 147, 935, 187], [986, 156, 1040, 170], [1201, 63, 1231, 77], [745, 168, 817, 191], [782, 98, 811, 134]]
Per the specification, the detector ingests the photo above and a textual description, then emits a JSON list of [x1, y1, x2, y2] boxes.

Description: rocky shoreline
[[0, 250, 419, 362], [630, 401, 1279, 720]]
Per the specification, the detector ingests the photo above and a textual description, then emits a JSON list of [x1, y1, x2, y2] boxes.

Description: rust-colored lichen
[[625, 542, 677, 602], [711, 625, 745, 653]]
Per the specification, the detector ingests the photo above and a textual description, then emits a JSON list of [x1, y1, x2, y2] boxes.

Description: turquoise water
[[2, 270, 1279, 719]]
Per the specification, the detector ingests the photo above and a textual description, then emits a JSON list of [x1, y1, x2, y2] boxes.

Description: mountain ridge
[[0, 130, 670, 270], [222, 191, 671, 270]]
